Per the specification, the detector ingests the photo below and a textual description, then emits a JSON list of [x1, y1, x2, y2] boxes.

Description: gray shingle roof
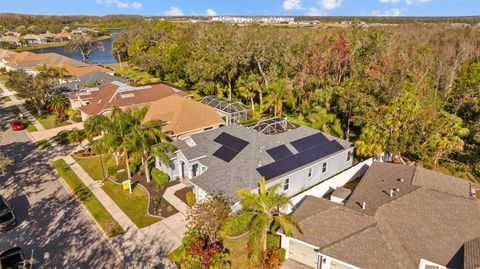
[[289, 163, 480, 269], [180, 124, 352, 201], [51, 70, 129, 95]]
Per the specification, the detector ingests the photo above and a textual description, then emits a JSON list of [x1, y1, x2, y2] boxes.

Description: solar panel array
[[213, 132, 249, 162], [258, 135, 344, 180], [290, 133, 329, 152], [267, 145, 293, 161]]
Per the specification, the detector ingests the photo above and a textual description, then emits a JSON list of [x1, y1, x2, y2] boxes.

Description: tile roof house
[[142, 95, 225, 140], [70, 81, 192, 120], [280, 162, 480, 269], [50, 70, 129, 95], [0, 49, 17, 69], [155, 118, 354, 204], [4, 52, 86, 73]]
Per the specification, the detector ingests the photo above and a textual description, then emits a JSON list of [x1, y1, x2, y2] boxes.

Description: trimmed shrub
[[151, 167, 169, 187], [186, 190, 196, 207], [108, 165, 127, 182], [279, 248, 286, 262], [71, 115, 82, 122], [267, 233, 281, 249]]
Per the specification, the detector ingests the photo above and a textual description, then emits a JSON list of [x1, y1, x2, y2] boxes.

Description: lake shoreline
[[13, 35, 111, 52]]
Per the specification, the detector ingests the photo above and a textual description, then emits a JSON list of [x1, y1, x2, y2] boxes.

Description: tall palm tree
[[128, 120, 175, 182], [223, 178, 303, 263], [263, 79, 295, 117], [49, 95, 70, 122], [67, 128, 86, 150], [109, 106, 136, 178]]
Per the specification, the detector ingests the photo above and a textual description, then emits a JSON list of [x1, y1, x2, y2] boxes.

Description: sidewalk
[[17, 104, 45, 131], [63, 155, 135, 231]]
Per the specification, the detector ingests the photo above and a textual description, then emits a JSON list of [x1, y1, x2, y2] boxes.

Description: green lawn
[[36, 112, 58, 129], [73, 154, 116, 181], [224, 235, 250, 269], [107, 63, 161, 85], [102, 180, 161, 228], [52, 159, 125, 237]]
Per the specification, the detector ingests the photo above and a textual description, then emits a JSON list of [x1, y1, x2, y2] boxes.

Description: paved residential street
[[0, 107, 123, 268]]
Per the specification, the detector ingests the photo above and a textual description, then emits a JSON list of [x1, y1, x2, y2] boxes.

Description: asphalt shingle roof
[[51, 70, 129, 94], [180, 124, 352, 201], [289, 162, 480, 269]]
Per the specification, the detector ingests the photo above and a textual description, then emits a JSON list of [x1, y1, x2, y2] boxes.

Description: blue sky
[[0, 0, 478, 16]]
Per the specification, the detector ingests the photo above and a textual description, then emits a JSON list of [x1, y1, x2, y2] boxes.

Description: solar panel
[[267, 145, 293, 161], [214, 132, 249, 152], [213, 146, 238, 163], [291, 133, 329, 152], [257, 140, 344, 180]]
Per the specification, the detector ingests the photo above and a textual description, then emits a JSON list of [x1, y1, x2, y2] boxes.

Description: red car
[[10, 121, 25, 131]]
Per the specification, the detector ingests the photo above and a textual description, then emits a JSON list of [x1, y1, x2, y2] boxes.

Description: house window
[[347, 151, 352, 161], [308, 167, 313, 178], [283, 179, 289, 191], [322, 162, 327, 173]]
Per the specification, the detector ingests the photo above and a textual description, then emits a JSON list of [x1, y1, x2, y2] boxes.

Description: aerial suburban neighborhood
[[0, 1, 479, 269]]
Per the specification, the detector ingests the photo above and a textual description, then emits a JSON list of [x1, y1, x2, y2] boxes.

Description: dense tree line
[[0, 14, 143, 34], [113, 21, 480, 180]]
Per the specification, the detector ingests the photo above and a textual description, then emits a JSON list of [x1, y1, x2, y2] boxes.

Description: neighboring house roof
[[22, 34, 42, 40], [0, 36, 20, 44], [0, 49, 17, 59], [143, 95, 224, 136], [73, 81, 191, 116], [51, 70, 129, 94], [464, 237, 480, 269], [290, 162, 479, 269], [6, 52, 88, 69], [174, 120, 352, 201], [44, 63, 113, 76]]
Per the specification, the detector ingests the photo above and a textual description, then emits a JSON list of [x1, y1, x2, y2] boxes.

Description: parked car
[[9, 121, 24, 131], [0, 196, 16, 232], [0, 247, 25, 269]]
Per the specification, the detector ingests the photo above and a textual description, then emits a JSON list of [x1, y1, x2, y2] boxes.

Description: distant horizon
[[1, 13, 479, 18], [0, 0, 478, 17]]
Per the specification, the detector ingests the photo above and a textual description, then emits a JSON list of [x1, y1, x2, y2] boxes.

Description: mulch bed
[[131, 174, 179, 218], [174, 186, 192, 204], [73, 150, 97, 158]]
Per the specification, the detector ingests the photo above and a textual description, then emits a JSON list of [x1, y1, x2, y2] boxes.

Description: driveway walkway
[[62, 155, 187, 268], [30, 122, 84, 142]]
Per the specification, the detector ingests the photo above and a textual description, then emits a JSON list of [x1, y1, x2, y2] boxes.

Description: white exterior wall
[[286, 157, 373, 213], [262, 148, 355, 205], [279, 233, 361, 269]]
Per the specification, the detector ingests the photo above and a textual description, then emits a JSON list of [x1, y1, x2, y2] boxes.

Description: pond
[[31, 29, 121, 65]]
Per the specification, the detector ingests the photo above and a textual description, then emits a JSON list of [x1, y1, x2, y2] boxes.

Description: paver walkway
[[62, 155, 187, 268], [163, 182, 189, 215]]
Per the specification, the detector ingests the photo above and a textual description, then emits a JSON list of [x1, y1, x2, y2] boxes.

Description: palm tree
[[109, 106, 136, 178], [223, 178, 303, 263], [49, 95, 70, 122], [263, 79, 295, 117], [128, 119, 175, 182]]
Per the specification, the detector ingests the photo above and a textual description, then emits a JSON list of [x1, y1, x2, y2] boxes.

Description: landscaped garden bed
[[52, 159, 125, 237], [132, 174, 179, 218]]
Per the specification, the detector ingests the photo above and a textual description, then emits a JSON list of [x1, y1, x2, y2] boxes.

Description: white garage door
[[288, 240, 318, 268]]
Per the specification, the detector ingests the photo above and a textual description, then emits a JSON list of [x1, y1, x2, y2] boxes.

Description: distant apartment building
[[211, 16, 294, 24]]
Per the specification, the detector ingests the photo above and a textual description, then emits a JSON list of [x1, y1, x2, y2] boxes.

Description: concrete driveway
[[0, 108, 122, 268]]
